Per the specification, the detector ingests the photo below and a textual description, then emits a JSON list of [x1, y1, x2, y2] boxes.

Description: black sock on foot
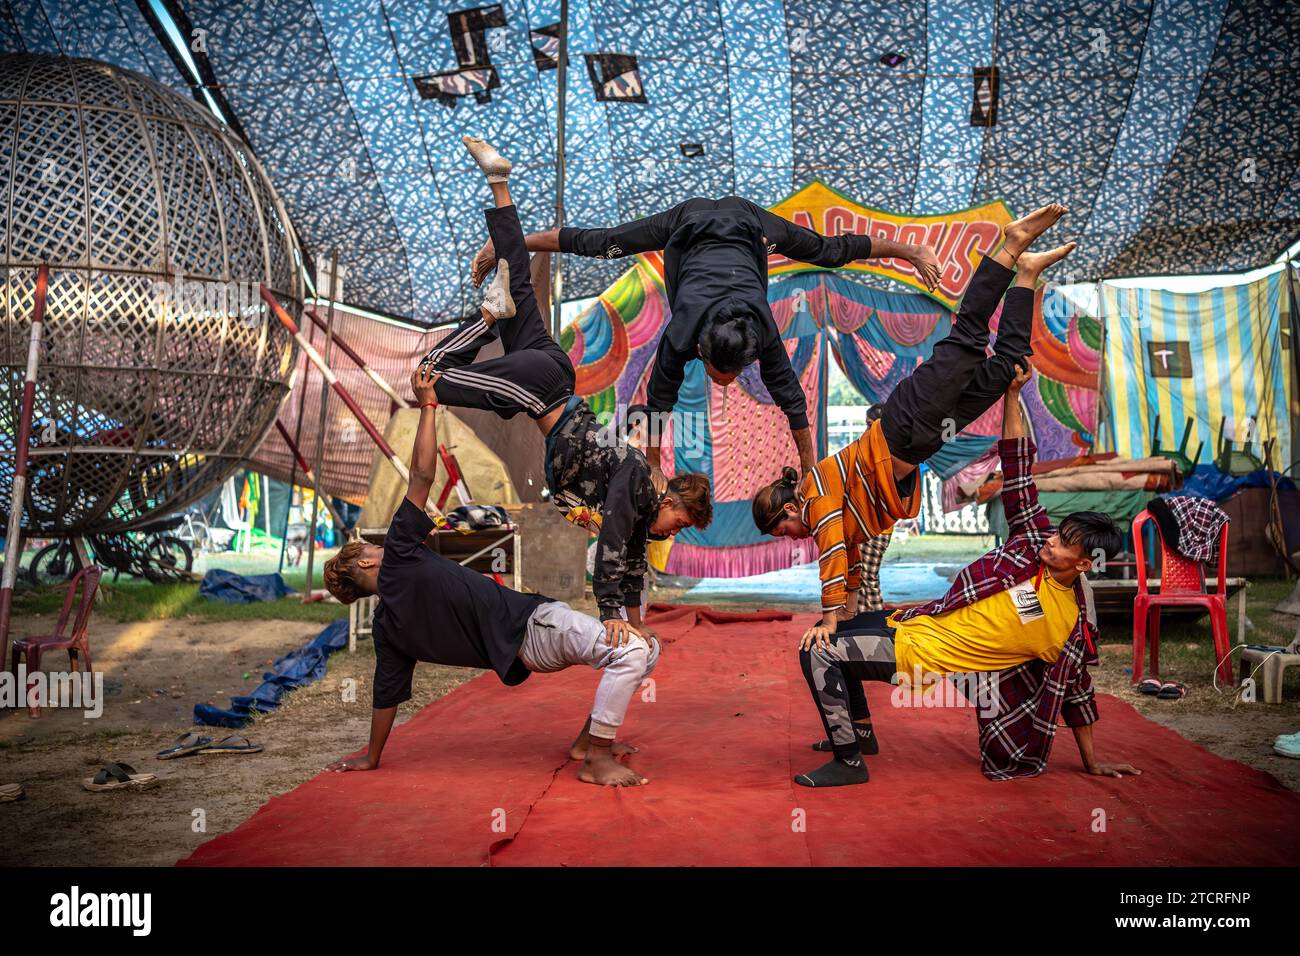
[[794, 756, 870, 788]]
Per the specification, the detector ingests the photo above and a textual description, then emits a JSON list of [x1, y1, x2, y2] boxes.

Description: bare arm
[[1070, 723, 1141, 778], [407, 366, 440, 509], [1002, 362, 1030, 439], [328, 705, 398, 772], [792, 426, 816, 475]]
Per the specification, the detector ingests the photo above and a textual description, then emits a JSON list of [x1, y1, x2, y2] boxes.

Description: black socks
[[812, 721, 879, 756], [794, 756, 870, 788]]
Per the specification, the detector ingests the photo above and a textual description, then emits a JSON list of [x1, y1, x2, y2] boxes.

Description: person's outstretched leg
[[796, 631, 897, 787], [879, 204, 1068, 474], [947, 241, 1076, 435], [420, 137, 574, 421]]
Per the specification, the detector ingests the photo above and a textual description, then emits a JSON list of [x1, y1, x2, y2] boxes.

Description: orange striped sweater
[[799, 419, 921, 612]]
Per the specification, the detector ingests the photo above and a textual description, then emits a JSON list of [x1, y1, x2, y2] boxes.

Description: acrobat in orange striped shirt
[[799, 419, 921, 612]]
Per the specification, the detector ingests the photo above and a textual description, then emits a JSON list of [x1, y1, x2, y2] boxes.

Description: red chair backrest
[[55, 565, 102, 638], [1131, 509, 1229, 597]]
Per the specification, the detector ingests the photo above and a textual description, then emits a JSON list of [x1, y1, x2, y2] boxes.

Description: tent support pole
[[304, 249, 339, 601], [551, 0, 569, 337], [0, 264, 48, 667]]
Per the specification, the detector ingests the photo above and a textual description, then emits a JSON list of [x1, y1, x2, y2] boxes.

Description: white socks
[[463, 135, 512, 183], [481, 259, 515, 322]]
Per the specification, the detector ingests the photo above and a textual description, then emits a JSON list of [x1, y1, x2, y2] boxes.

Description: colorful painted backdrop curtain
[[1102, 269, 1293, 468], [562, 248, 1104, 577]]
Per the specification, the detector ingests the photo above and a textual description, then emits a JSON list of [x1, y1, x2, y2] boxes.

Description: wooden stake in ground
[[0, 264, 48, 665]]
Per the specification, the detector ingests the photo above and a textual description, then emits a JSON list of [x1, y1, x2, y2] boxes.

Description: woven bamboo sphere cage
[[0, 54, 302, 535]]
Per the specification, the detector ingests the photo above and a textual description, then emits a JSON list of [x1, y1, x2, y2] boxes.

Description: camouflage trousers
[[799, 625, 897, 761]]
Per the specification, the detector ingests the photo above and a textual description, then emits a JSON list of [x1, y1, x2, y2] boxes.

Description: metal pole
[[273, 419, 347, 531], [1, 265, 49, 665], [304, 250, 339, 601], [551, 0, 569, 337], [278, 302, 315, 573]]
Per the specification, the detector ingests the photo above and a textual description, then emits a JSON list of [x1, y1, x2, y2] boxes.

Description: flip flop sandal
[[82, 762, 159, 792], [0, 783, 24, 803], [1137, 678, 1162, 695], [156, 732, 212, 760], [198, 735, 263, 756], [1156, 681, 1186, 700]]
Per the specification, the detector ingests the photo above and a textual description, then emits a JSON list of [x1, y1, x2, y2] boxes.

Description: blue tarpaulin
[[193, 618, 350, 728], [198, 569, 296, 604]]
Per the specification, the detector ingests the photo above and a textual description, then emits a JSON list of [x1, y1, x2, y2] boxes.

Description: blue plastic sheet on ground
[[198, 569, 297, 604], [193, 617, 349, 728], [1167, 465, 1295, 503]]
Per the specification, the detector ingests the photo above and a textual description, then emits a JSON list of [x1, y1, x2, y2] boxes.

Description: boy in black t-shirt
[[322, 367, 659, 787]]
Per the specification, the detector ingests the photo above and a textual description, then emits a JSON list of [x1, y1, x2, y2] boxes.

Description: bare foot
[[471, 238, 496, 287], [1002, 203, 1068, 259], [1016, 241, 1076, 280], [579, 751, 648, 787], [463, 135, 512, 182], [569, 737, 639, 760]]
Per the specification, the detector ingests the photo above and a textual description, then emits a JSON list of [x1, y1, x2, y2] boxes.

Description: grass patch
[[12, 577, 347, 625]]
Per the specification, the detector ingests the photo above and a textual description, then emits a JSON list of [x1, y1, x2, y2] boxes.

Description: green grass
[[11, 576, 347, 624]]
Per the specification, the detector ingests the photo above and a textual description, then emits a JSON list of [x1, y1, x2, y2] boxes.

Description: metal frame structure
[[0, 54, 303, 535]]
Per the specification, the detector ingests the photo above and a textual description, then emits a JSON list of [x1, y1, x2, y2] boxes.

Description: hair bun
[[780, 465, 799, 486]]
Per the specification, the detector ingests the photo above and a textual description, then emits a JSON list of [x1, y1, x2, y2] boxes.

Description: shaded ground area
[[0, 547, 1296, 866]]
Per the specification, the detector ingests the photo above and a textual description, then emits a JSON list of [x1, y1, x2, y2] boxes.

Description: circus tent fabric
[[1101, 268, 1294, 468], [4, 1, 1298, 326]]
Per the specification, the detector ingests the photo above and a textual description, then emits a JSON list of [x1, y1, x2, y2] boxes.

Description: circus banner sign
[[766, 181, 1014, 310]]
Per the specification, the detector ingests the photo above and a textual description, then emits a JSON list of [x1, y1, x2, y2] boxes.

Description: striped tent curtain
[[1101, 269, 1293, 468]]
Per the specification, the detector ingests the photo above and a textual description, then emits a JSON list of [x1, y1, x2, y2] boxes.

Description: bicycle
[[26, 516, 194, 586]]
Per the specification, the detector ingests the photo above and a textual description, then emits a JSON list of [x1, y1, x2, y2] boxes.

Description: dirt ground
[[2, 587, 1298, 866]]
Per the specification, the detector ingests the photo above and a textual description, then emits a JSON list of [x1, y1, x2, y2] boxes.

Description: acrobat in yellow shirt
[[890, 573, 1078, 682]]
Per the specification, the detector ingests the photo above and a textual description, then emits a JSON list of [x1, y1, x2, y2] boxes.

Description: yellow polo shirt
[[891, 573, 1078, 682]]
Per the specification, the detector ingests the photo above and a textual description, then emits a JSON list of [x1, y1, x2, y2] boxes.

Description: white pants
[[518, 601, 659, 739]]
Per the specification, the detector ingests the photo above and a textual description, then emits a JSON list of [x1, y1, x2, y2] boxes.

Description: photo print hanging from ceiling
[[970, 65, 999, 126], [531, 23, 563, 71], [414, 4, 506, 107], [586, 53, 647, 103]]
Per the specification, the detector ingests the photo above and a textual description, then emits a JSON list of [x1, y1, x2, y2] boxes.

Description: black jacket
[[545, 399, 658, 620], [560, 196, 874, 431]]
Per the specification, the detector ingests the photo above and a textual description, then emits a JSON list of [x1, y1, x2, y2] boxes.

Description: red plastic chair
[[1130, 510, 1232, 686], [8, 565, 101, 717]]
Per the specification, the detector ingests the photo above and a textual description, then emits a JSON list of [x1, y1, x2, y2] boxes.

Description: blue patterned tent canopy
[[3, 0, 1297, 326]]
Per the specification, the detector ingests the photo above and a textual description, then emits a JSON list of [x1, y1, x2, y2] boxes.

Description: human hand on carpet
[[800, 622, 835, 652], [1086, 762, 1142, 778], [327, 753, 379, 773], [471, 238, 497, 287]]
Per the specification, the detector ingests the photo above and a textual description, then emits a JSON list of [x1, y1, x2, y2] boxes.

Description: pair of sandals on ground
[[80, 733, 262, 793], [1, 733, 265, 800], [1135, 677, 1187, 700]]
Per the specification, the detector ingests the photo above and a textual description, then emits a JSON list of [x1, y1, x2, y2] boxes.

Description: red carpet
[[182, 605, 1300, 867]]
